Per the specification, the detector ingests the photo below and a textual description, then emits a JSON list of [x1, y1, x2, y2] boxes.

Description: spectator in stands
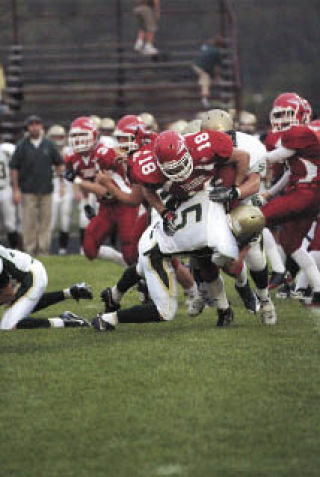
[[10, 115, 64, 256], [192, 36, 225, 109], [133, 0, 160, 56]]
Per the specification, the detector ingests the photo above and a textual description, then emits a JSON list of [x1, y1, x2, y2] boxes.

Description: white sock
[[292, 248, 320, 292], [310, 250, 320, 269], [112, 285, 123, 303], [49, 318, 65, 328], [255, 288, 269, 301], [185, 282, 200, 299], [98, 245, 127, 267], [235, 262, 248, 287], [295, 271, 309, 291], [206, 275, 229, 310], [263, 228, 285, 273], [63, 288, 71, 299], [102, 312, 118, 327]]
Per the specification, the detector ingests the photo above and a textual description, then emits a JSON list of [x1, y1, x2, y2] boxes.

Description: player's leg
[[263, 227, 286, 288], [262, 188, 318, 227], [172, 258, 203, 317], [280, 217, 320, 305], [2, 187, 20, 249], [83, 206, 113, 260], [245, 237, 277, 325], [116, 203, 139, 265], [92, 250, 178, 331], [196, 256, 233, 327], [58, 185, 74, 255]]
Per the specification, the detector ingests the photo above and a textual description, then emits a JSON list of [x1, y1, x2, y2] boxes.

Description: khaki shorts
[[192, 64, 211, 97], [134, 5, 157, 33]]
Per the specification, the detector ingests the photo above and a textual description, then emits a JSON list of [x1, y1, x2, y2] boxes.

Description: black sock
[[117, 304, 161, 323], [59, 231, 69, 249], [7, 232, 19, 249], [117, 265, 141, 294], [33, 291, 65, 312], [17, 317, 51, 329], [250, 265, 269, 290], [286, 256, 300, 279]]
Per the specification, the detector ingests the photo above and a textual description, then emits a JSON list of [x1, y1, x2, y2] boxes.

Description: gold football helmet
[[230, 205, 265, 243], [138, 112, 158, 132], [168, 120, 188, 134], [89, 115, 102, 130], [183, 119, 202, 135], [47, 124, 66, 148], [201, 109, 233, 132], [100, 117, 115, 134]]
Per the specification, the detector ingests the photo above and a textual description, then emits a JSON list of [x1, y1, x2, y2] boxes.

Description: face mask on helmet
[[113, 131, 139, 154], [69, 128, 96, 154], [270, 106, 300, 132], [158, 150, 193, 182]]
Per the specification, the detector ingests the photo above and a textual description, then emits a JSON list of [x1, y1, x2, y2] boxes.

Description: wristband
[[74, 177, 83, 186]]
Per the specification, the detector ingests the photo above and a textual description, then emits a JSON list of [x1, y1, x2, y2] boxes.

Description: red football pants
[[262, 187, 320, 254], [83, 203, 138, 264]]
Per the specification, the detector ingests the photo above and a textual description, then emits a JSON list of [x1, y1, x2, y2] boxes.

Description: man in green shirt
[[192, 36, 225, 109], [10, 115, 64, 255]]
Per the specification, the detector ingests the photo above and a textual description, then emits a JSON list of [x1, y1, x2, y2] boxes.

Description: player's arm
[[143, 186, 178, 236], [228, 148, 250, 187], [266, 146, 295, 164], [97, 171, 143, 206], [74, 177, 107, 198], [237, 172, 260, 199]]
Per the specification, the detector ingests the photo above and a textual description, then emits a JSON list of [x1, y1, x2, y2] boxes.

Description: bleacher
[[1, 0, 241, 138]]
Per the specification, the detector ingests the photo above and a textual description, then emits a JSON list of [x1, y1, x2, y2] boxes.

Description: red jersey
[[129, 130, 233, 201], [267, 125, 320, 185], [65, 143, 129, 204]]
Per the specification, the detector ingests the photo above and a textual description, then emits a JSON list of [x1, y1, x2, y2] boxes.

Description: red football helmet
[[114, 115, 149, 154], [154, 131, 193, 182], [270, 93, 311, 132], [69, 116, 99, 154]]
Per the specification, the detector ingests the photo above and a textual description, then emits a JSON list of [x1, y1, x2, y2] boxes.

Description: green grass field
[[1, 256, 320, 477]]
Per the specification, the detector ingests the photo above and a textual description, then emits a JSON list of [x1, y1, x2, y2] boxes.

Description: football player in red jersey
[[65, 116, 138, 266], [94, 115, 206, 317], [261, 94, 320, 306]]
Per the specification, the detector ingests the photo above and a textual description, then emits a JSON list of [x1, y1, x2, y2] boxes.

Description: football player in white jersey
[[47, 125, 74, 255], [0, 244, 93, 330], [201, 109, 277, 324], [0, 139, 22, 249]]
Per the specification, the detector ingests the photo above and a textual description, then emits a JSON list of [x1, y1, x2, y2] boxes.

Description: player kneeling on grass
[[0, 245, 92, 330]]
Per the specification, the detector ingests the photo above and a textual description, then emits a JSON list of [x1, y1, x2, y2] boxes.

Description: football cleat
[[275, 282, 295, 299], [91, 313, 115, 332], [216, 307, 234, 327], [268, 272, 286, 290], [187, 296, 205, 317], [60, 311, 91, 327], [291, 287, 312, 302], [100, 287, 121, 313], [235, 282, 260, 314], [260, 297, 277, 325], [306, 291, 320, 308], [70, 282, 93, 301]]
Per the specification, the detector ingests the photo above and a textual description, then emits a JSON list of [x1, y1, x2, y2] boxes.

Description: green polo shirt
[[194, 44, 223, 76], [10, 136, 63, 194]]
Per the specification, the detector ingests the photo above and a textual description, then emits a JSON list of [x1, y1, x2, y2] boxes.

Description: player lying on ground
[[0, 245, 92, 330]]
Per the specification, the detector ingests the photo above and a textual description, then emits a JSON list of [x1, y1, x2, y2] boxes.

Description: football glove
[[209, 186, 240, 203], [84, 204, 96, 220], [251, 194, 265, 207], [161, 209, 178, 236], [65, 169, 76, 182]]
